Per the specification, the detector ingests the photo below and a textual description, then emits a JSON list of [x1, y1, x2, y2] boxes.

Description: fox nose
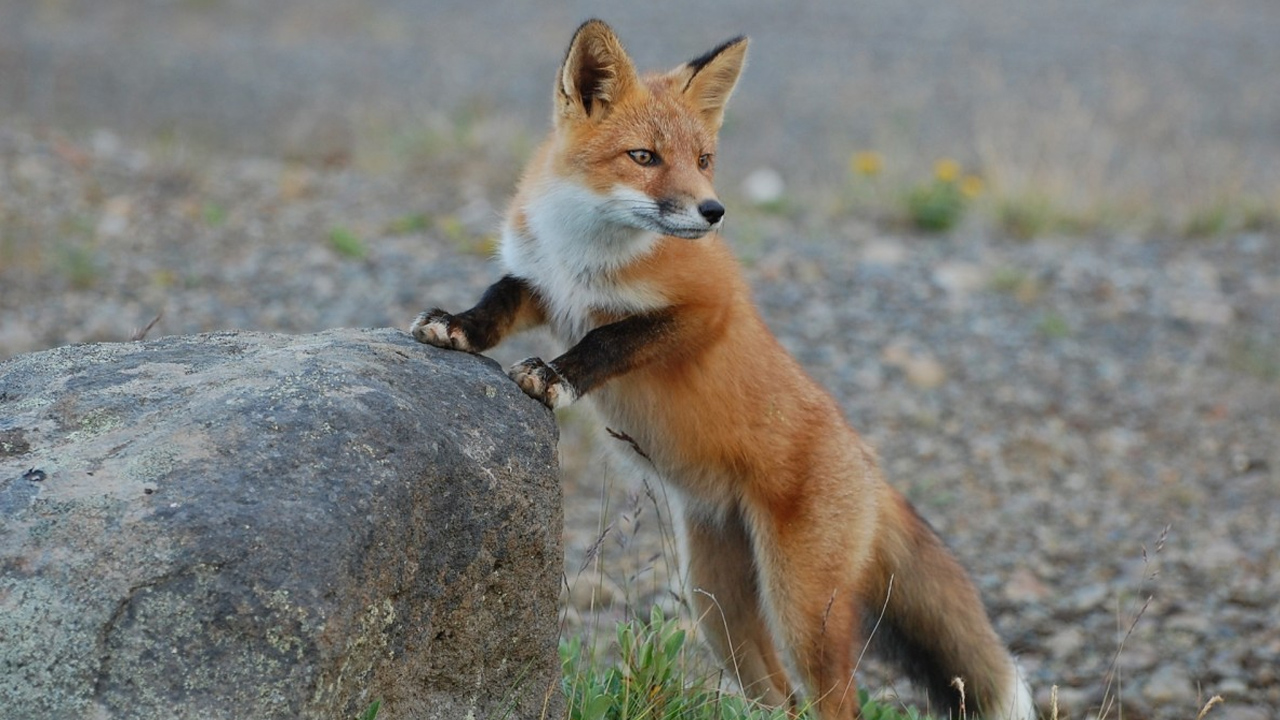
[[698, 200, 726, 225]]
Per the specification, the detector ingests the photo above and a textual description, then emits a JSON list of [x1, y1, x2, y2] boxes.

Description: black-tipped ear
[[675, 35, 748, 130], [557, 19, 640, 121]]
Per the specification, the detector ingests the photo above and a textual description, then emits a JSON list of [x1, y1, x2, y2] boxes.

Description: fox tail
[[866, 492, 1036, 720]]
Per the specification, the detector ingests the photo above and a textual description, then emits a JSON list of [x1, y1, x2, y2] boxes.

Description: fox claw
[[410, 309, 473, 352], [509, 357, 576, 410]]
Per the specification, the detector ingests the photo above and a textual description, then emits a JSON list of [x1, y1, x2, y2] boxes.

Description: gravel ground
[[2, 125, 1277, 720], [3, 3, 1279, 718]]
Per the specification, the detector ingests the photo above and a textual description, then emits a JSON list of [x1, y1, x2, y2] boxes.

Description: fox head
[[549, 20, 748, 241]]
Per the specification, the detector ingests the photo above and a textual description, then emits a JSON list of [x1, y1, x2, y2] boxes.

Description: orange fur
[[411, 20, 1034, 720]]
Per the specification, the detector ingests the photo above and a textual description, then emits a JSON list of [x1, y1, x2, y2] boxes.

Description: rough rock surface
[[0, 328, 562, 720]]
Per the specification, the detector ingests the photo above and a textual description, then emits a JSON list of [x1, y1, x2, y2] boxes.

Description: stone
[[1045, 627, 1086, 660], [1162, 257, 1234, 325], [0, 328, 563, 720], [1216, 704, 1270, 720], [1115, 643, 1159, 673], [1001, 566, 1052, 604], [881, 339, 948, 390], [1142, 664, 1195, 705], [96, 195, 134, 238], [741, 167, 786, 205], [1213, 677, 1248, 698], [1067, 582, 1111, 613], [903, 354, 948, 390], [932, 261, 988, 295], [860, 238, 908, 266]]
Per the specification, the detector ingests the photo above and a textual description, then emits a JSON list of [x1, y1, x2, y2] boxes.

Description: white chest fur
[[499, 181, 669, 344]]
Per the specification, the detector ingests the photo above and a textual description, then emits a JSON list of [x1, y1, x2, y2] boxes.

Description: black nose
[[698, 200, 726, 224]]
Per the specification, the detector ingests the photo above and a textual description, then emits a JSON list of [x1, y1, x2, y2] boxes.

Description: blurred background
[[4, 0, 1280, 216], [2, 2, 1279, 719]]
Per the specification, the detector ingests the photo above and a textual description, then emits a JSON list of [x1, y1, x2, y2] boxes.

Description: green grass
[[988, 267, 1032, 296], [202, 201, 228, 227], [995, 193, 1057, 240], [1183, 201, 1231, 238], [385, 212, 431, 235], [328, 226, 368, 259], [904, 179, 966, 233], [1183, 196, 1279, 238], [1036, 311, 1071, 339], [437, 213, 497, 256], [561, 606, 931, 720], [59, 243, 100, 289], [1229, 336, 1280, 383]]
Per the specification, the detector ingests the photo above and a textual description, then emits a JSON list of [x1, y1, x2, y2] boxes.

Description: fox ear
[[557, 19, 639, 121], [676, 35, 748, 131]]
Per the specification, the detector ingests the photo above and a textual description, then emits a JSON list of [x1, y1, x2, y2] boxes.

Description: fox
[[409, 19, 1036, 720]]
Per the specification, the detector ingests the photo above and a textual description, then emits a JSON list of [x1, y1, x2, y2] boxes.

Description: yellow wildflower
[[959, 174, 985, 199], [851, 151, 884, 177], [934, 158, 961, 183]]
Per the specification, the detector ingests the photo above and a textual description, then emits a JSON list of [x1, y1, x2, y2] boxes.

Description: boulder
[[0, 328, 563, 719]]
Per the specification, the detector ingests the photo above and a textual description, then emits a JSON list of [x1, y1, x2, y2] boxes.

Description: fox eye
[[628, 149, 659, 166], [698, 153, 714, 171]]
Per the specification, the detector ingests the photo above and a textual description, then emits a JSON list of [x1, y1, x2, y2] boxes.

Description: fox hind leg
[[747, 514, 866, 720], [684, 508, 795, 709], [776, 585, 862, 720]]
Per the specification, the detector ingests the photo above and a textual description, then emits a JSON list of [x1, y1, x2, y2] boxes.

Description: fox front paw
[[409, 309, 474, 352], [509, 357, 577, 410]]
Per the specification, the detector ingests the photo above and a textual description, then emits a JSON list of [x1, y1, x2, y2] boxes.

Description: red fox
[[411, 19, 1036, 720]]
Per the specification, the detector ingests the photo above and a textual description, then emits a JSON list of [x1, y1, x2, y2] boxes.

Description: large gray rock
[[0, 328, 563, 720]]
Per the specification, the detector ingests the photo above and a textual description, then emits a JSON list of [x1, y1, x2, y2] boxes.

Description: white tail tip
[[999, 661, 1037, 720]]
